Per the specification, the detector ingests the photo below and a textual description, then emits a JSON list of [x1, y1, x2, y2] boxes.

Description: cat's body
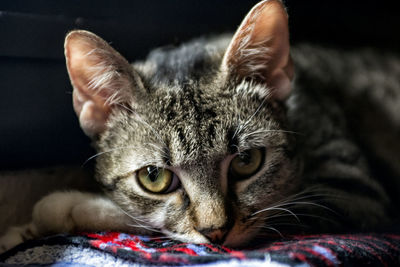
[[288, 45, 400, 227], [131, 38, 400, 231], [1, 0, 399, 252]]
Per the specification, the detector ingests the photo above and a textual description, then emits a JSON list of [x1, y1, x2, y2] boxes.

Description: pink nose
[[198, 228, 227, 244]]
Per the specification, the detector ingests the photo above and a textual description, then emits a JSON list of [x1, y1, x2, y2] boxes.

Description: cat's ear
[[65, 30, 144, 138], [222, 0, 293, 100]]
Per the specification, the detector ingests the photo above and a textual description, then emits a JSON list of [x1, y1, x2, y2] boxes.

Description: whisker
[[232, 97, 267, 141], [289, 192, 348, 203], [114, 102, 136, 114], [260, 212, 339, 226], [252, 207, 300, 222], [274, 201, 338, 214], [289, 213, 339, 224], [245, 129, 303, 136], [244, 98, 267, 127], [259, 188, 347, 216], [117, 207, 169, 235], [252, 222, 308, 231], [259, 213, 297, 221], [260, 226, 284, 238], [266, 222, 309, 228], [117, 207, 148, 224], [134, 113, 167, 148], [148, 143, 169, 158], [82, 142, 169, 167], [270, 190, 329, 205], [81, 146, 135, 166], [126, 223, 164, 234], [142, 236, 171, 240]]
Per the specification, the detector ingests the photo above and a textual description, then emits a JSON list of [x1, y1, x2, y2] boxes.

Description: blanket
[[1, 232, 399, 266]]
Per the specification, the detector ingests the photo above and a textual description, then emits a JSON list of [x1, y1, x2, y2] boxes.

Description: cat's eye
[[137, 166, 179, 193], [230, 148, 264, 180]]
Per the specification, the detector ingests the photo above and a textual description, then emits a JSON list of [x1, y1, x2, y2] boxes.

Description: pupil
[[147, 167, 159, 182], [239, 153, 251, 165]]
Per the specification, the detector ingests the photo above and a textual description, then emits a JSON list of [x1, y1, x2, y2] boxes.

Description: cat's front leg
[[0, 191, 141, 253]]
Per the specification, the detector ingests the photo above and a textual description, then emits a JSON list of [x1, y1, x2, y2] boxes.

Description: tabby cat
[[1, 0, 399, 251]]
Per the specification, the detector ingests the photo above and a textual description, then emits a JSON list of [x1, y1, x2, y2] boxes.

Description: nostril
[[197, 228, 227, 244]]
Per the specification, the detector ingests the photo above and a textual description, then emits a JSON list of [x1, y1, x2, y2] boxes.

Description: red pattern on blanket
[[85, 232, 400, 266]]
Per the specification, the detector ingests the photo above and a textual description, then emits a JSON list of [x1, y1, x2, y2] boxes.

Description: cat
[[1, 0, 399, 252]]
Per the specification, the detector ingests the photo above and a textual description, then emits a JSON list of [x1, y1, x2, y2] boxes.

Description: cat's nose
[[197, 227, 228, 244]]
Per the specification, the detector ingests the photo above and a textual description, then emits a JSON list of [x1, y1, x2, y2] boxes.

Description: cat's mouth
[[185, 216, 264, 247], [161, 218, 259, 247]]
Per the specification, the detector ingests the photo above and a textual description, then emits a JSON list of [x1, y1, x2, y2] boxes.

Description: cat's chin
[[221, 220, 262, 248], [222, 231, 257, 248]]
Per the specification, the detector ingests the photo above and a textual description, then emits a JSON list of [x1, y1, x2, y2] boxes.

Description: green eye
[[137, 166, 174, 193], [230, 148, 264, 180]]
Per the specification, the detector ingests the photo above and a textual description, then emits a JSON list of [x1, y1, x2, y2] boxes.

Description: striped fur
[[88, 38, 399, 247], [3, 1, 398, 251], [68, 0, 399, 246]]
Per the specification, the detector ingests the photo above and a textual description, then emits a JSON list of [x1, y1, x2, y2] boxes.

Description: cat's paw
[[33, 191, 133, 234], [0, 224, 37, 254], [32, 191, 113, 234]]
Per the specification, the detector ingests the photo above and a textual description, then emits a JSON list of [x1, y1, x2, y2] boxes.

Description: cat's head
[[64, 0, 298, 247]]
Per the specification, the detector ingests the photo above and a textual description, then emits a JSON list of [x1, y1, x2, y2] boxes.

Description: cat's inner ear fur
[[65, 30, 144, 138], [222, 0, 294, 100]]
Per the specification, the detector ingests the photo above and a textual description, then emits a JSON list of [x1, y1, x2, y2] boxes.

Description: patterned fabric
[[1, 232, 399, 266]]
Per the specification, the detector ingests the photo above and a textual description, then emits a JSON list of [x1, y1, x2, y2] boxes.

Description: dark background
[[0, 0, 399, 170]]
